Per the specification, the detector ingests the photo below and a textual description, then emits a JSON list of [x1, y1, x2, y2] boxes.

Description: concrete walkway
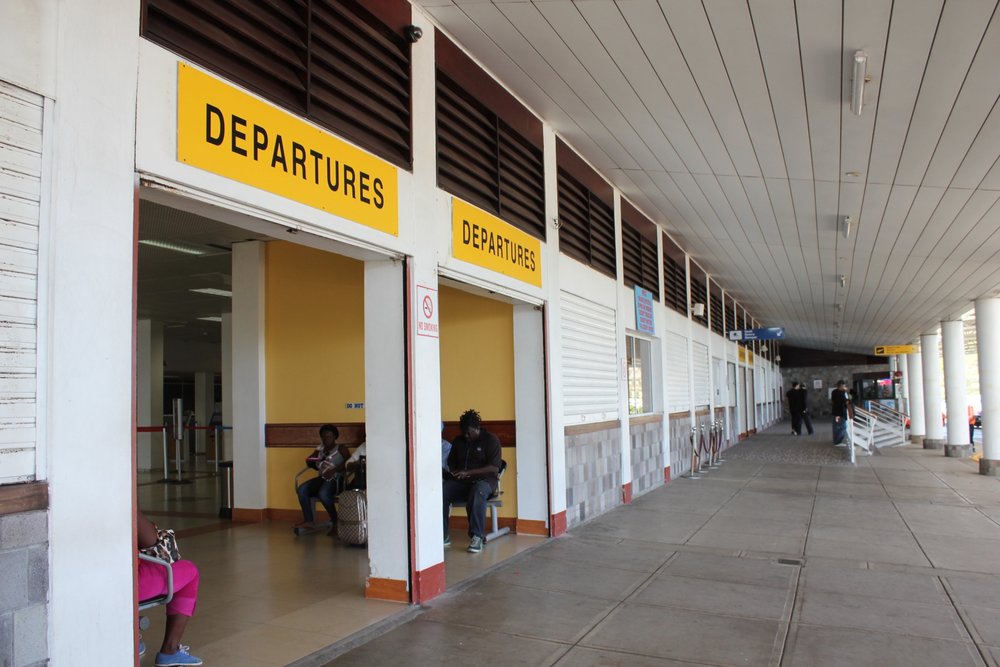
[[322, 426, 1000, 667]]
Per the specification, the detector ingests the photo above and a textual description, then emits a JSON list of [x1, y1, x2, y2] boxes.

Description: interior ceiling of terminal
[[416, 0, 1000, 353], [137, 200, 268, 344]]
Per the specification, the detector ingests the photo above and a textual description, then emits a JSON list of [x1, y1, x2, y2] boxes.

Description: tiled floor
[[325, 425, 1000, 667], [137, 463, 544, 666]]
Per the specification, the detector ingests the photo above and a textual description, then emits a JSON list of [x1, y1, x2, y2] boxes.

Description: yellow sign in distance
[[451, 198, 542, 287], [176, 63, 398, 236], [874, 345, 918, 356]]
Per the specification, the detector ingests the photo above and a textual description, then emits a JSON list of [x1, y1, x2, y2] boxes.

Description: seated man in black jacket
[[442, 409, 501, 554]]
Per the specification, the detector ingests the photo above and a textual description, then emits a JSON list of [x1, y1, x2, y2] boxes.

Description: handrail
[[852, 407, 878, 455], [865, 401, 906, 429]]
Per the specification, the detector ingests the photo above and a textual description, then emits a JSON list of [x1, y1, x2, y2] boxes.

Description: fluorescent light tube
[[138, 239, 210, 255], [190, 288, 232, 297], [851, 51, 867, 115]]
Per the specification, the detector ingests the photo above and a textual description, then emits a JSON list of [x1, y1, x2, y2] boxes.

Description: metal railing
[[851, 407, 878, 459]]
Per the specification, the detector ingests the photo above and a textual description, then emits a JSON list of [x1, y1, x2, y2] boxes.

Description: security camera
[[404, 25, 423, 43]]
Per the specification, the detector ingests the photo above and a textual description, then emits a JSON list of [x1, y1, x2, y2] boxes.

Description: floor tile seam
[[407, 613, 592, 648], [641, 570, 797, 595], [940, 576, 1000, 664], [560, 641, 730, 667], [613, 597, 791, 627], [784, 619, 989, 651], [796, 586, 966, 611], [775, 479, 818, 666], [788, 615, 982, 645], [561, 551, 687, 657], [528, 552, 669, 574], [487, 576, 649, 604]]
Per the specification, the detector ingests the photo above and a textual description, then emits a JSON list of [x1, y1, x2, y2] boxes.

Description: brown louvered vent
[[436, 73, 545, 239], [622, 200, 659, 300], [662, 232, 686, 315], [690, 268, 708, 329], [557, 167, 616, 278], [710, 282, 724, 336], [142, 0, 412, 169]]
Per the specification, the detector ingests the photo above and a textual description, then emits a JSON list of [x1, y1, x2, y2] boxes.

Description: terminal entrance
[[437, 278, 549, 584]]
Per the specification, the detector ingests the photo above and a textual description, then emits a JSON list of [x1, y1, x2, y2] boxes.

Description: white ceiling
[[415, 0, 1000, 352]]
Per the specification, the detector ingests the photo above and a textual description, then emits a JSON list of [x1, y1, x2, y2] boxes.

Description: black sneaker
[[467, 535, 484, 553]]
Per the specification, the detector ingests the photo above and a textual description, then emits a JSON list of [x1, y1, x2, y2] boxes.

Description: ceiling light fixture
[[842, 215, 852, 239], [838, 274, 846, 287], [198, 316, 223, 322], [851, 51, 868, 116], [190, 288, 232, 298], [138, 239, 210, 255]]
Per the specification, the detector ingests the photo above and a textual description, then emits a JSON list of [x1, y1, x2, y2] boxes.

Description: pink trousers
[[138, 558, 199, 617]]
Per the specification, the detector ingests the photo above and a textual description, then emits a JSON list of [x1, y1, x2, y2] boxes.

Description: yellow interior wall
[[439, 286, 515, 420], [265, 241, 365, 509], [440, 286, 517, 517]]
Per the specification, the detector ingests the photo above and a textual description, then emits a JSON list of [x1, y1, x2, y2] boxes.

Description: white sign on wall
[[416, 285, 439, 338]]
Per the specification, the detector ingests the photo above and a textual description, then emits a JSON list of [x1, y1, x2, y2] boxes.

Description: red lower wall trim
[[232, 508, 266, 523], [365, 577, 409, 603], [411, 562, 445, 604], [515, 519, 547, 536], [664, 466, 671, 483], [622, 481, 633, 504], [739, 432, 748, 441], [550, 510, 567, 537]]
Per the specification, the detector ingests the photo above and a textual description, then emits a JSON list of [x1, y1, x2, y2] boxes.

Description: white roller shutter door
[[665, 331, 689, 413], [692, 341, 710, 407], [560, 291, 618, 423], [0, 81, 41, 484]]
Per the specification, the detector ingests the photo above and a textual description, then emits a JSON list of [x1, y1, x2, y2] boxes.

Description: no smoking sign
[[416, 285, 439, 338]]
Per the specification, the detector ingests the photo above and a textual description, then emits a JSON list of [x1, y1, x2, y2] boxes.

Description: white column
[[942, 320, 970, 456], [221, 312, 234, 461], [231, 241, 267, 511], [540, 124, 566, 531], [614, 192, 632, 500], [908, 350, 925, 443], [513, 304, 547, 530], [976, 297, 1000, 475], [194, 370, 213, 457], [364, 259, 410, 594], [897, 353, 909, 416], [920, 332, 945, 447], [136, 319, 163, 471], [47, 1, 139, 662]]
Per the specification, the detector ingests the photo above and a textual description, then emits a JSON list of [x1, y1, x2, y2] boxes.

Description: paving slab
[[634, 573, 792, 621], [800, 565, 949, 604], [782, 623, 985, 667], [660, 551, 798, 589], [580, 603, 782, 666]]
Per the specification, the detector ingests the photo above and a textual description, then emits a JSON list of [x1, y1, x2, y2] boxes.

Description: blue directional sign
[[727, 327, 785, 342]]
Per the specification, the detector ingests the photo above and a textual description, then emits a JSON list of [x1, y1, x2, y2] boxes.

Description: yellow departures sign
[[176, 63, 398, 236], [874, 345, 918, 355], [452, 198, 542, 287]]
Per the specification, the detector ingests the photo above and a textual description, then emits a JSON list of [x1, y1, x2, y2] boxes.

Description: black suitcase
[[337, 490, 368, 545]]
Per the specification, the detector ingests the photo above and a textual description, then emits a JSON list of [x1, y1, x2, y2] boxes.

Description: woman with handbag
[[137, 511, 203, 666], [295, 424, 351, 533]]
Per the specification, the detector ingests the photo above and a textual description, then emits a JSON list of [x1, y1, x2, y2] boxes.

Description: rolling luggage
[[337, 489, 368, 545]]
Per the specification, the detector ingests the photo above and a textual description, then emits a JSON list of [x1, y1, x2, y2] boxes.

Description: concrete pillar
[[897, 353, 909, 416], [920, 332, 945, 448], [976, 297, 1000, 475], [194, 370, 214, 457], [231, 241, 267, 514], [908, 350, 925, 443], [136, 319, 163, 471], [615, 193, 632, 502], [513, 304, 548, 533], [942, 320, 970, 457], [221, 313, 233, 461], [364, 259, 411, 600]]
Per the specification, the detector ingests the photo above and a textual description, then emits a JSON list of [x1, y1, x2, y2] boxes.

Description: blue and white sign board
[[728, 327, 785, 342], [634, 286, 655, 335]]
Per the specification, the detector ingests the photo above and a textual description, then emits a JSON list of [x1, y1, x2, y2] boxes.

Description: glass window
[[627, 335, 653, 415]]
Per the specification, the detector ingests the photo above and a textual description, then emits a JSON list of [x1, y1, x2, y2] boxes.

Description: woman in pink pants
[[138, 512, 203, 666]]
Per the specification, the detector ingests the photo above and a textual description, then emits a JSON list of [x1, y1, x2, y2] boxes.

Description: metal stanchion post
[[688, 425, 701, 478], [157, 426, 171, 484]]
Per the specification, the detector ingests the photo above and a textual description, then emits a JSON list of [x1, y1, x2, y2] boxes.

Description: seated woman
[[137, 511, 202, 666], [296, 424, 351, 533]]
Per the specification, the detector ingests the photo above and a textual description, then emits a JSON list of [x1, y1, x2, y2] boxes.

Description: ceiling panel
[[415, 0, 1000, 352]]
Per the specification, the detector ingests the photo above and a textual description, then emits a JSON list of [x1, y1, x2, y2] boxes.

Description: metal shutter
[[0, 81, 41, 484], [665, 331, 689, 413], [692, 341, 710, 407], [560, 291, 618, 423]]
